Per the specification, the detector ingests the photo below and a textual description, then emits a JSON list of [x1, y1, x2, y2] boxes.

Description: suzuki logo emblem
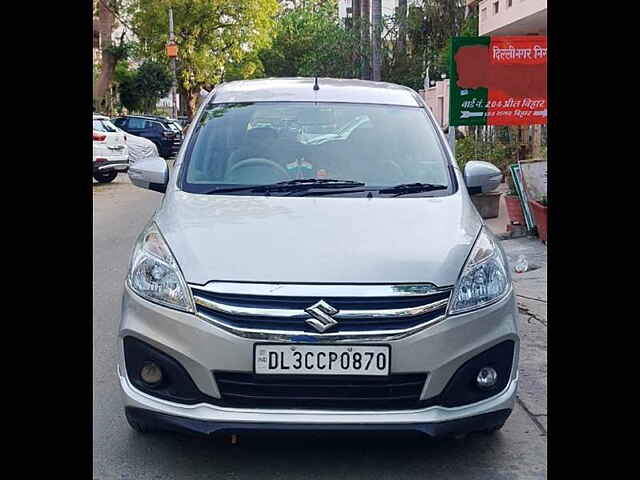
[[304, 300, 339, 333]]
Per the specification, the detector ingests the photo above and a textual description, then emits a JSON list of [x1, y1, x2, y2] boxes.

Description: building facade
[[478, 0, 547, 36], [339, 0, 403, 21], [421, 79, 450, 130]]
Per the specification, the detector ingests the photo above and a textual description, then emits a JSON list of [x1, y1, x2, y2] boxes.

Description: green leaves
[[259, 1, 361, 79], [129, 0, 279, 91], [118, 61, 172, 113], [104, 42, 132, 62]]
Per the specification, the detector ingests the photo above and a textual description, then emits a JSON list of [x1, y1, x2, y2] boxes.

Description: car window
[[146, 121, 164, 131], [93, 119, 118, 133], [127, 118, 146, 129], [93, 120, 107, 132], [182, 102, 451, 195]]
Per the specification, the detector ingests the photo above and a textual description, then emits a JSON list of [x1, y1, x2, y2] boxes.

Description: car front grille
[[190, 285, 452, 335], [214, 371, 430, 410]]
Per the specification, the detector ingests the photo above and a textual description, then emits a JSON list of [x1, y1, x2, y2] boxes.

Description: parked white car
[[121, 131, 159, 166], [93, 115, 129, 183]]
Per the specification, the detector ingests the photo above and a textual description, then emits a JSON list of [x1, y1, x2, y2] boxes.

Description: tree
[[360, 0, 370, 79], [371, 0, 381, 81], [130, 0, 279, 119], [422, 0, 466, 81], [379, 0, 467, 90], [397, 0, 407, 54], [351, 0, 361, 65], [135, 61, 173, 112], [259, 1, 361, 78], [93, 0, 131, 112], [118, 70, 142, 113], [118, 61, 173, 113]]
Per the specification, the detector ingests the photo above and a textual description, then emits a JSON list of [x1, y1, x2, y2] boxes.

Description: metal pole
[[169, 8, 177, 119], [448, 126, 456, 159]]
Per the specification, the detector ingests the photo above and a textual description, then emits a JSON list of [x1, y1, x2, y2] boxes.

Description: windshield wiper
[[378, 182, 448, 196], [203, 178, 365, 195], [269, 178, 365, 187]]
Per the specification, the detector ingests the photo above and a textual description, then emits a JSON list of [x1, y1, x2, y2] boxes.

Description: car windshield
[[93, 119, 118, 133], [181, 102, 451, 196]]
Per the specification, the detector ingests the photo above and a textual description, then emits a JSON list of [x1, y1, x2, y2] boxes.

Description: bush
[[456, 134, 509, 174]]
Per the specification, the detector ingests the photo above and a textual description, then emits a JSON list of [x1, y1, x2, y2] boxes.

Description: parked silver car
[[120, 78, 518, 439]]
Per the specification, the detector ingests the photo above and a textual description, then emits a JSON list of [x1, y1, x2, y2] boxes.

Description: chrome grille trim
[[189, 282, 452, 341], [195, 310, 447, 342], [189, 282, 449, 298], [193, 295, 449, 320]]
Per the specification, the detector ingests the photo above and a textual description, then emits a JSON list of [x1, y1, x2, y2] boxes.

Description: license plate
[[254, 344, 390, 376]]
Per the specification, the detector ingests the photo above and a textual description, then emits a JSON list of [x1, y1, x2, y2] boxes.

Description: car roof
[[93, 115, 110, 120], [121, 115, 168, 122], [210, 78, 425, 107]]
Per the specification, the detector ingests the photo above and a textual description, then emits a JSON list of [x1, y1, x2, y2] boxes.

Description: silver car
[[120, 78, 518, 439]]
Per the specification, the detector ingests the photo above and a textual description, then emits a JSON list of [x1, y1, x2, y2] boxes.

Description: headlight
[[448, 227, 511, 315], [127, 222, 195, 312]]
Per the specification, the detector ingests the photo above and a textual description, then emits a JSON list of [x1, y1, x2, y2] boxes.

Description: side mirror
[[464, 161, 502, 194], [128, 157, 168, 193]]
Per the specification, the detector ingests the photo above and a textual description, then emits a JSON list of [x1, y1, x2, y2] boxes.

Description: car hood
[[155, 191, 482, 286]]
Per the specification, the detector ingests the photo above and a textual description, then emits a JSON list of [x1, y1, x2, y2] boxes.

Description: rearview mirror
[[464, 161, 502, 194], [128, 157, 168, 193]]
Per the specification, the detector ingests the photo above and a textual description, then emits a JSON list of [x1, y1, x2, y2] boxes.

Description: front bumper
[[159, 141, 181, 157], [119, 284, 519, 435], [93, 158, 129, 173], [124, 405, 512, 437], [120, 363, 516, 436]]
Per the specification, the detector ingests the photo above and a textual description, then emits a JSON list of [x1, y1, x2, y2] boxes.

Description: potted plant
[[529, 195, 548, 243], [504, 170, 525, 226]]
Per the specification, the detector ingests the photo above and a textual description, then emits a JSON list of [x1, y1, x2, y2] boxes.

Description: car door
[[143, 120, 163, 143]]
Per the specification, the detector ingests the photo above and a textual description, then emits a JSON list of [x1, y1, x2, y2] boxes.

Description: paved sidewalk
[[501, 236, 548, 433]]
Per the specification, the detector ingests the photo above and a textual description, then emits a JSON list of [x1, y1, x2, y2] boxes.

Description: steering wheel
[[227, 157, 290, 182]]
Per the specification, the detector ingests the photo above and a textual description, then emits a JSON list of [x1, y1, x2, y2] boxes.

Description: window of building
[[481, 7, 487, 20], [493, 1, 499, 14], [508, 0, 513, 6]]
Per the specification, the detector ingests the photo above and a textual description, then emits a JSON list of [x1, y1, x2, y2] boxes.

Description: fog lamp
[[140, 362, 163, 386], [476, 366, 498, 389]]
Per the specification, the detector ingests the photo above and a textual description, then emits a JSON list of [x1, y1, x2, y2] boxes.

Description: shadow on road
[[113, 428, 530, 480]]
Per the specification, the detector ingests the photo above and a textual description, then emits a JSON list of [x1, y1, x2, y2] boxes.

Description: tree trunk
[[398, 0, 407, 54], [93, 0, 116, 111], [360, 0, 370, 80], [351, 0, 360, 73], [186, 87, 200, 120], [353, 0, 361, 27], [371, 0, 381, 81], [178, 86, 188, 117]]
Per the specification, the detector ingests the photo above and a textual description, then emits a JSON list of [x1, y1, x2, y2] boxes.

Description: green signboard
[[449, 36, 548, 126], [449, 36, 490, 127]]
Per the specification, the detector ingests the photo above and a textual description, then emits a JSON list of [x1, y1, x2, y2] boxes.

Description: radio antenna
[[313, 77, 319, 91]]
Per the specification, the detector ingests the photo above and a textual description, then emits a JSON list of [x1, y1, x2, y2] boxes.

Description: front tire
[[93, 171, 118, 183]]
